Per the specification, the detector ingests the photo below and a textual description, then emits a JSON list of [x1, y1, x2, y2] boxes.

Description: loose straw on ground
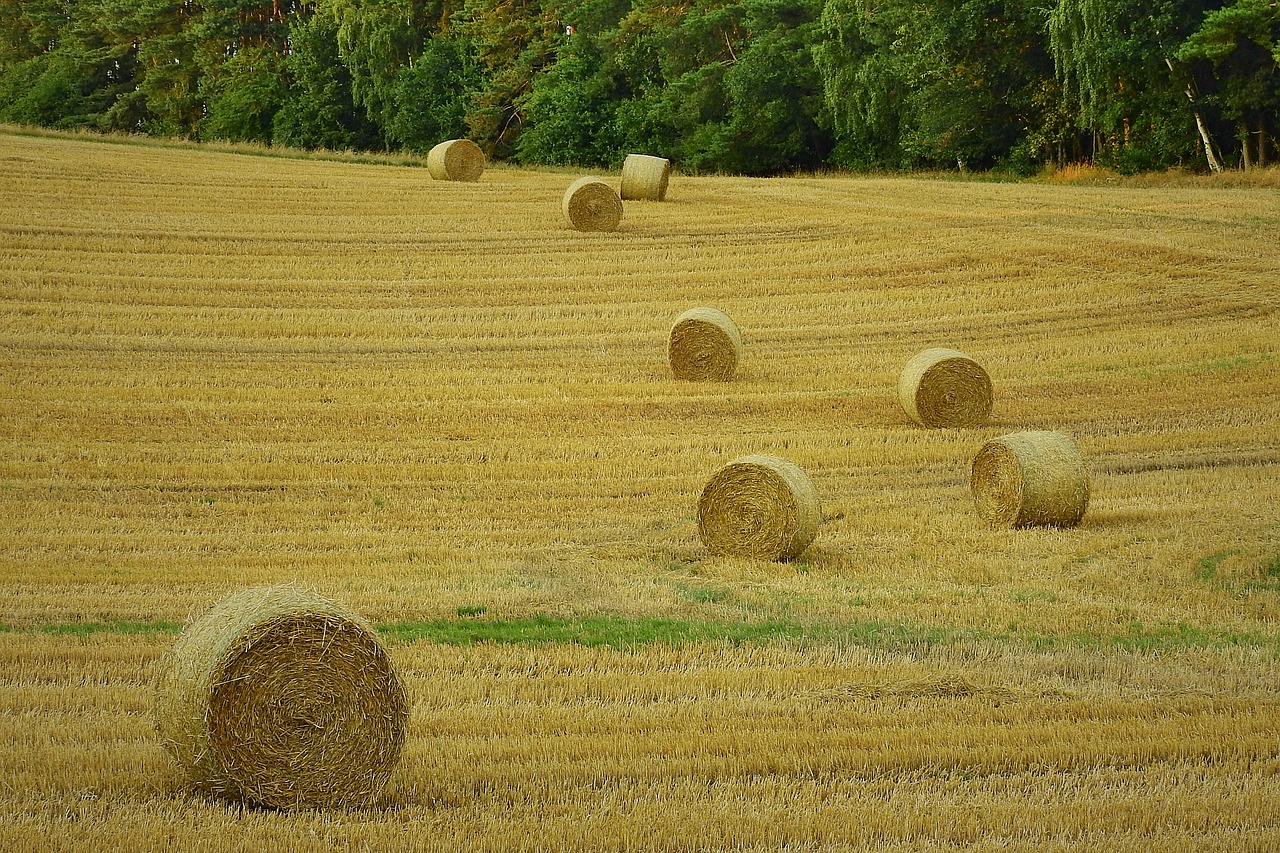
[[562, 177, 623, 232], [898, 348, 993, 428], [669, 307, 742, 381], [427, 139, 485, 182], [971, 430, 1090, 528], [620, 154, 670, 201], [697, 455, 821, 560], [154, 584, 409, 810]]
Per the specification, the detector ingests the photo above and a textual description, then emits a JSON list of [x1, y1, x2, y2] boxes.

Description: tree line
[[1, 0, 1276, 175]]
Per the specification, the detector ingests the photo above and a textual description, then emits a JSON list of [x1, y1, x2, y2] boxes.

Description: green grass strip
[[1, 615, 1277, 654]]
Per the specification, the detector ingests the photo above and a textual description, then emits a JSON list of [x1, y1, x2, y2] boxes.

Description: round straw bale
[[154, 585, 409, 810], [898, 348, 993, 428], [562, 176, 623, 232], [970, 430, 1090, 528], [620, 153, 671, 201], [697, 455, 821, 560], [669, 307, 743, 381], [427, 139, 485, 182]]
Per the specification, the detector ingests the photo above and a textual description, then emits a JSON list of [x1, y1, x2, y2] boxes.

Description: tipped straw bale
[[562, 176, 623, 232], [427, 139, 485, 182], [620, 154, 671, 201], [154, 585, 409, 810], [669, 307, 743, 381], [898, 348, 993, 428], [697, 455, 821, 560], [971, 430, 1089, 528]]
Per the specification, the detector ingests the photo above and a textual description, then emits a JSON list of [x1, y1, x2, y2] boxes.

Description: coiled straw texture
[[971, 430, 1090, 528], [154, 585, 409, 810], [620, 154, 671, 201], [697, 455, 821, 561], [562, 176, 623, 232], [669, 307, 743, 381], [898, 348, 993, 428], [427, 139, 485, 182]]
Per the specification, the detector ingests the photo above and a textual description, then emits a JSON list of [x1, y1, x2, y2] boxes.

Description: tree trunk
[[1195, 111, 1223, 173], [1259, 128, 1270, 168], [1240, 122, 1253, 170], [1166, 57, 1222, 173]]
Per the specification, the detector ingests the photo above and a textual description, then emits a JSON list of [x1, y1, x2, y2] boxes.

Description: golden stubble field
[[1, 128, 1278, 850]]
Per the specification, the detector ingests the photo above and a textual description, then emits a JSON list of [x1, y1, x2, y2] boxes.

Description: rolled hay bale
[[897, 348, 994, 428], [697, 455, 821, 561], [562, 176, 623, 232], [427, 139, 485, 182], [669, 307, 743, 382], [154, 585, 409, 810], [970, 430, 1090, 528], [620, 153, 671, 201]]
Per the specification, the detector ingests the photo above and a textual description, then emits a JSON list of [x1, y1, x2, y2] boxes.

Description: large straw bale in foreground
[[971, 430, 1089, 528], [427, 139, 485, 182], [154, 585, 409, 810], [562, 176, 623, 232], [620, 153, 670, 201], [669, 307, 743, 381], [698, 455, 821, 560], [898, 348, 993, 428]]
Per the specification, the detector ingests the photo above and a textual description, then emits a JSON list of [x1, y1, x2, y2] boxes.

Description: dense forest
[[0, 0, 1276, 174]]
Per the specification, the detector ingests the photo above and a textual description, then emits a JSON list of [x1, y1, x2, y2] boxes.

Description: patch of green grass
[[455, 605, 488, 618], [1012, 589, 1059, 604], [4, 620, 186, 637], [1195, 549, 1241, 581], [377, 616, 812, 649], [678, 585, 735, 605], [1236, 551, 1280, 595], [5, 614, 1279, 656]]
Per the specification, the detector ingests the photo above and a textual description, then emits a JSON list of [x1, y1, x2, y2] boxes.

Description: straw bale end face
[[898, 348, 993, 428], [620, 153, 671, 201], [153, 585, 409, 810], [971, 430, 1089, 528], [669, 307, 743, 381], [562, 177, 623, 232], [427, 139, 485, 182], [697, 455, 821, 561]]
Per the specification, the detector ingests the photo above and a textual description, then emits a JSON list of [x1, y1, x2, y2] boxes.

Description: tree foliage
[[0, 0, 1275, 173]]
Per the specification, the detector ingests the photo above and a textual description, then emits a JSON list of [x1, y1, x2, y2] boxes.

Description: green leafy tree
[[1048, 0, 1219, 172], [815, 0, 911, 168], [385, 34, 482, 152], [200, 44, 286, 142], [1176, 0, 1279, 167], [273, 10, 379, 150], [818, 0, 1053, 171], [457, 0, 562, 156]]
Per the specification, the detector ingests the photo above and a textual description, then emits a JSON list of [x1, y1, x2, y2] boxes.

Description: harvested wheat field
[[2, 127, 1279, 851]]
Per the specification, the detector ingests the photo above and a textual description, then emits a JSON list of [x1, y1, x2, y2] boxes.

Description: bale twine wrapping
[[562, 176, 623, 232], [697, 455, 821, 560], [427, 139, 485, 182], [669, 307, 743, 381], [897, 348, 994, 428], [154, 585, 409, 810], [971, 430, 1090, 528], [619, 153, 671, 201]]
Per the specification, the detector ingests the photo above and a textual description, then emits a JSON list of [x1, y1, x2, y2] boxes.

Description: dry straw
[[697, 455, 821, 560], [562, 176, 623, 232], [897, 347, 993, 428], [669, 307, 743, 381], [427, 139, 485, 182], [971, 430, 1090, 528], [619, 153, 671, 201], [153, 584, 409, 810]]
